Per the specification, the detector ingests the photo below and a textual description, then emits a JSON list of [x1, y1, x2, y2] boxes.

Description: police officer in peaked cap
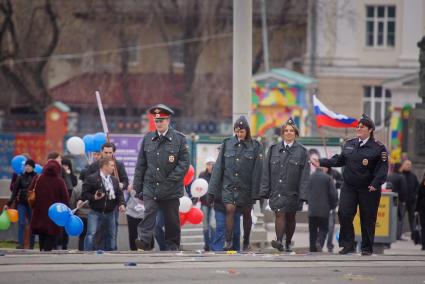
[[208, 115, 264, 251], [133, 104, 190, 251], [311, 114, 388, 255]]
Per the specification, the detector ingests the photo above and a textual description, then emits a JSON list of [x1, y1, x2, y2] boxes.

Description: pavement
[[0, 248, 424, 284], [0, 228, 424, 284]]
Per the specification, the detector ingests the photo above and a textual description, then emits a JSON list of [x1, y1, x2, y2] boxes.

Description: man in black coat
[[387, 162, 408, 240], [133, 104, 190, 251], [83, 143, 129, 190], [312, 114, 388, 255], [307, 166, 338, 252], [80, 157, 125, 251], [82, 142, 129, 250], [401, 159, 419, 237]]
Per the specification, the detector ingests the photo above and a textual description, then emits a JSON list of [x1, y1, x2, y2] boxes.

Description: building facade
[[305, 0, 424, 157]]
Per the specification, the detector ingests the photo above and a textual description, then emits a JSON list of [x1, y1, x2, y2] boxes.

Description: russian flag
[[313, 95, 358, 128]]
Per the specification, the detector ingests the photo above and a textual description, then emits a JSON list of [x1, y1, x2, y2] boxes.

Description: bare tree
[[151, 0, 232, 117], [0, 0, 59, 112]]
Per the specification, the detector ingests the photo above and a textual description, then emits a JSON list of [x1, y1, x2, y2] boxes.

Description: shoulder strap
[[31, 175, 40, 192]]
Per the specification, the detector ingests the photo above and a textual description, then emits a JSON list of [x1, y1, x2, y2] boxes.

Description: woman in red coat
[[30, 159, 69, 251]]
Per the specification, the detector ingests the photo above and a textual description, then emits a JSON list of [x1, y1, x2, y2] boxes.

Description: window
[[366, 5, 396, 47], [363, 86, 391, 128]]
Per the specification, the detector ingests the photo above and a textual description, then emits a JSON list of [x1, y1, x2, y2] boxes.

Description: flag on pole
[[313, 95, 358, 128]]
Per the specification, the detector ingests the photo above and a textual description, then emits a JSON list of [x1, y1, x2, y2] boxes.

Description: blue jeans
[[211, 210, 241, 251], [17, 203, 35, 248], [155, 209, 167, 251], [201, 205, 216, 250], [84, 210, 116, 251]]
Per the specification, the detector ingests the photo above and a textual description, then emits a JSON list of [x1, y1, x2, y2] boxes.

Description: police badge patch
[[169, 155, 175, 163], [362, 159, 369, 166], [381, 152, 388, 162]]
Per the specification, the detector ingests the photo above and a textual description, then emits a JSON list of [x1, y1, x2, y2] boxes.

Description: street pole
[[233, 0, 268, 249], [261, 0, 270, 72], [233, 0, 252, 123]]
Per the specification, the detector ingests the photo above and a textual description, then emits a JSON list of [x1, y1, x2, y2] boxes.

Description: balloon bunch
[[66, 132, 107, 155], [178, 197, 204, 226], [82, 132, 107, 153], [10, 155, 42, 174], [48, 203, 84, 236], [0, 209, 19, 230], [178, 166, 208, 227]]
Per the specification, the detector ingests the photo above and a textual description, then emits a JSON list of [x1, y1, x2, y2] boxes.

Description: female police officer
[[260, 118, 310, 252], [208, 116, 263, 251], [311, 114, 388, 255]]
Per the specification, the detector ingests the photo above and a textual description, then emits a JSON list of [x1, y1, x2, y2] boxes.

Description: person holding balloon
[[30, 157, 70, 251], [208, 116, 264, 251], [133, 104, 190, 251], [4, 159, 38, 249]]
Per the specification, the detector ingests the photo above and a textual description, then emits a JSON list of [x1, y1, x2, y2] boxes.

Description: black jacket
[[319, 138, 388, 190], [387, 172, 408, 202], [81, 172, 125, 213], [83, 159, 129, 190], [8, 171, 38, 206], [259, 141, 310, 212], [307, 169, 338, 218], [133, 128, 190, 201], [208, 136, 264, 206], [416, 182, 425, 212], [402, 171, 419, 205]]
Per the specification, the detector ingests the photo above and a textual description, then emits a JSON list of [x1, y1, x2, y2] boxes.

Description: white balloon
[[179, 196, 192, 213], [66, 136, 86, 155], [190, 178, 208, 198]]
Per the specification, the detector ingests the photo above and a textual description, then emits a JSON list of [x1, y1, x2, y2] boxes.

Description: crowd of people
[[3, 104, 425, 253]]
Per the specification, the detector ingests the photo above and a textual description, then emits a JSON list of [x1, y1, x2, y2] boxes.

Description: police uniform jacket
[[319, 138, 388, 190], [259, 140, 310, 212], [208, 136, 264, 206], [133, 128, 190, 201]]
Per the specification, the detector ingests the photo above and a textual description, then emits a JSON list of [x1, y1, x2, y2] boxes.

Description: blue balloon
[[34, 164, 43, 174], [65, 215, 84, 236], [48, 203, 72, 227], [83, 134, 95, 152], [11, 155, 27, 174], [93, 132, 107, 152]]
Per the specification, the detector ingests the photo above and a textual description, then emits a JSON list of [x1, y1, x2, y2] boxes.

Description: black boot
[[243, 235, 251, 251], [223, 231, 234, 251]]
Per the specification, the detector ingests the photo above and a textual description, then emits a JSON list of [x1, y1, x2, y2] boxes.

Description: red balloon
[[179, 212, 187, 227], [183, 165, 195, 186], [186, 207, 204, 225]]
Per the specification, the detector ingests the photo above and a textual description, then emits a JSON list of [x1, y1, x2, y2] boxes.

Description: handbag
[[27, 175, 40, 209]]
